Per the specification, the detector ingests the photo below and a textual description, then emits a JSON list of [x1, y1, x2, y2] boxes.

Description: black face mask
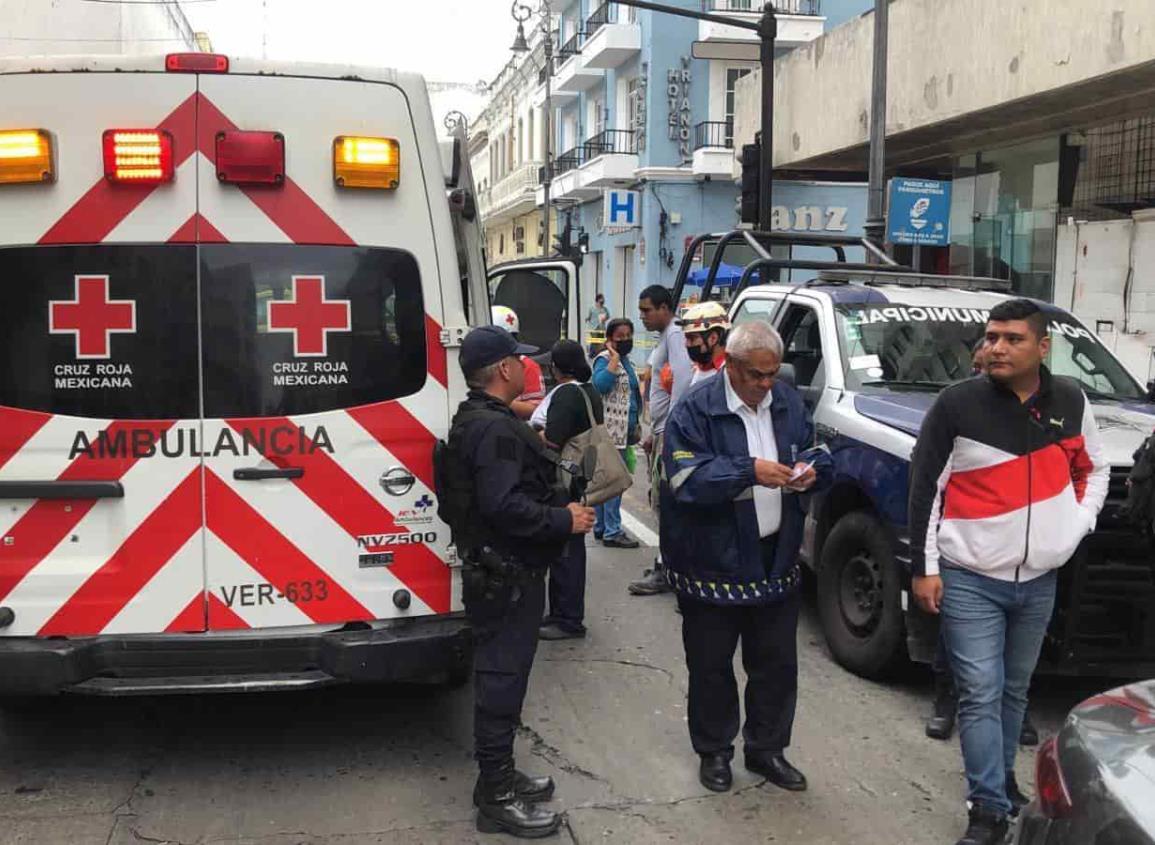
[[687, 343, 714, 365], [613, 339, 634, 357]]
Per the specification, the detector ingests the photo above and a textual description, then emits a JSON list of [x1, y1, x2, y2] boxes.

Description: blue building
[[534, 0, 834, 326]]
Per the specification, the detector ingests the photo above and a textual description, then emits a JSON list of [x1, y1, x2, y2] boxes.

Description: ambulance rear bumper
[[0, 615, 472, 696]]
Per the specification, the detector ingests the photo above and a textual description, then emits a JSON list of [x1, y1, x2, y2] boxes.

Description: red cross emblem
[[48, 275, 137, 360], [266, 275, 352, 357]]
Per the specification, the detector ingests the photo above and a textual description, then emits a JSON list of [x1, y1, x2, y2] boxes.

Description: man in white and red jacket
[[910, 298, 1108, 845]]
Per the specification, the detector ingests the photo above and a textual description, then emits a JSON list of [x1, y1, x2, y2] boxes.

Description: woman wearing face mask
[[590, 318, 642, 549]]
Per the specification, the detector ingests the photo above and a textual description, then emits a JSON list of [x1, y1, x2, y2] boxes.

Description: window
[[731, 296, 784, 326], [200, 245, 427, 417], [527, 110, 535, 161], [517, 118, 524, 164], [489, 267, 569, 351], [778, 304, 825, 390], [725, 68, 753, 145], [0, 245, 200, 419]]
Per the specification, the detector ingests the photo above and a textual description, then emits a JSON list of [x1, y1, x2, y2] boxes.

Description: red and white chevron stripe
[[0, 72, 460, 638]]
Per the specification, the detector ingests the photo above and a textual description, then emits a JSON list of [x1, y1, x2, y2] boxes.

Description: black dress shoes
[[699, 753, 733, 792], [745, 752, 808, 791], [473, 770, 556, 805]]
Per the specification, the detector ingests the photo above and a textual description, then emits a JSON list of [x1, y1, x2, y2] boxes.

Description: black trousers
[[678, 587, 800, 759], [464, 567, 546, 776], [547, 533, 587, 633]]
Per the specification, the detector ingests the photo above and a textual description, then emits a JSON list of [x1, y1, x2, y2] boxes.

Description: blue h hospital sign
[[604, 189, 640, 228]]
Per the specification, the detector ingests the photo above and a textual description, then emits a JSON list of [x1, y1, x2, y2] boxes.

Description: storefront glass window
[[948, 138, 1059, 301]]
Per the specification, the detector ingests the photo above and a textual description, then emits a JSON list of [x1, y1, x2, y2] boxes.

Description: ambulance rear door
[[0, 69, 207, 637], [194, 72, 455, 631]]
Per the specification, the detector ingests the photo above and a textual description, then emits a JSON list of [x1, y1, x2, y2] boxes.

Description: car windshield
[[834, 303, 1147, 400]]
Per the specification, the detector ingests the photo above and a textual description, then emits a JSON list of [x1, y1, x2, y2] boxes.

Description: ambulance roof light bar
[[166, 53, 229, 73]]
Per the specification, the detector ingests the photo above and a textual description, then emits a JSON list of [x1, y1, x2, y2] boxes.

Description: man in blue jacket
[[661, 320, 832, 794]]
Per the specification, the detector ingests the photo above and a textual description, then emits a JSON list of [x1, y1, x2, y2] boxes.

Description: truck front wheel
[[817, 511, 906, 679]]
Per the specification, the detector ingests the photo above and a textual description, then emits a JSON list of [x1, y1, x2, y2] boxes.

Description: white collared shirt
[[723, 367, 781, 538]]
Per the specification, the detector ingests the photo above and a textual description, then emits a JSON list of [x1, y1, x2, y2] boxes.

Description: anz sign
[[604, 189, 641, 228]]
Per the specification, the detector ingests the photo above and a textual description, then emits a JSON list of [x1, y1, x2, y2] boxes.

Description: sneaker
[[955, 805, 1009, 845], [628, 566, 672, 596], [602, 533, 639, 549], [925, 690, 958, 740]]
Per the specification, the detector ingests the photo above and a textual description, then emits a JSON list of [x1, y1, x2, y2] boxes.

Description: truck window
[[489, 268, 568, 352], [731, 296, 784, 326], [779, 305, 825, 390], [200, 245, 427, 418], [0, 245, 199, 420]]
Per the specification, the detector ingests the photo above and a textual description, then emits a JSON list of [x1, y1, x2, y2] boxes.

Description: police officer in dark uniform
[[439, 325, 596, 838]]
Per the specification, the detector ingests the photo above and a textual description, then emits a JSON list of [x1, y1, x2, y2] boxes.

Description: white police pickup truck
[[714, 258, 1155, 680]]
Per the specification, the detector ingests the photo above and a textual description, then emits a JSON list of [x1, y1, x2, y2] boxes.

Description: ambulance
[[0, 52, 556, 697]]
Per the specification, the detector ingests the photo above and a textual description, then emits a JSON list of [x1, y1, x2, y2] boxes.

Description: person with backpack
[[538, 340, 605, 641], [436, 326, 596, 838]]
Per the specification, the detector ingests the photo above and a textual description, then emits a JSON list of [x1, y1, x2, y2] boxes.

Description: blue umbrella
[[688, 262, 753, 288]]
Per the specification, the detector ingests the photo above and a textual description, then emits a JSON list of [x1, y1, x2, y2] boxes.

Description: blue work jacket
[[659, 371, 833, 606]]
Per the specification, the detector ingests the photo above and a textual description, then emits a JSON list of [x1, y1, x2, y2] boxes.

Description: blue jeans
[[941, 566, 1057, 816], [594, 448, 628, 539], [595, 495, 622, 539]]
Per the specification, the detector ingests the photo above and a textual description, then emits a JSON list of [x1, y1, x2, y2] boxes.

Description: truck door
[[0, 72, 206, 636], [488, 258, 581, 351], [194, 74, 454, 630]]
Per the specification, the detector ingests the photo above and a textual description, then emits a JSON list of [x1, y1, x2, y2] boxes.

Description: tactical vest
[[433, 408, 567, 555]]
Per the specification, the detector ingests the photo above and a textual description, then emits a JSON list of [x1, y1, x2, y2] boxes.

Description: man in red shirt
[[493, 306, 544, 420]]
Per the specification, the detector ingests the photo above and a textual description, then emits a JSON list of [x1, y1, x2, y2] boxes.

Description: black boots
[[1019, 713, 1039, 747], [474, 767, 560, 839], [926, 672, 958, 740], [955, 805, 1010, 845], [1006, 770, 1030, 817], [628, 561, 672, 595]]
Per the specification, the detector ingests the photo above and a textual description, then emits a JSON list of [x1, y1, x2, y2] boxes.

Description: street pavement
[[0, 489, 1111, 844]]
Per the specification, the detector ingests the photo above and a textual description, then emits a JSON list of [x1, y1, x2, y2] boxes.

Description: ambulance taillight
[[0, 130, 54, 185], [215, 131, 285, 186], [102, 130, 174, 184], [166, 53, 229, 73], [333, 136, 400, 190]]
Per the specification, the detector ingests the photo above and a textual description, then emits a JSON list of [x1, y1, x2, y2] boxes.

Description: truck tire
[[817, 511, 906, 679]]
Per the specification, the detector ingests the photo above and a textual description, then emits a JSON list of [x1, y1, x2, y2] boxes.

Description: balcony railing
[[583, 129, 637, 158], [586, 1, 628, 38], [704, 0, 820, 14], [694, 121, 734, 151], [558, 31, 583, 58], [554, 144, 586, 177]]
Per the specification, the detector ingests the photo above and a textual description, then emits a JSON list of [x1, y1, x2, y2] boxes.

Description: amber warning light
[[103, 130, 174, 184], [333, 136, 400, 190], [0, 129, 54, 185]]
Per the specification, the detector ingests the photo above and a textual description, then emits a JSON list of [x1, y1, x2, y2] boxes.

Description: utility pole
[[542, 5, 553, 256], [864, 0, 889, 259]]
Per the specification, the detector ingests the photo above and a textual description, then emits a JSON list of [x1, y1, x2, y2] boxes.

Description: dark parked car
[[1018, 679, 1155, 844]]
